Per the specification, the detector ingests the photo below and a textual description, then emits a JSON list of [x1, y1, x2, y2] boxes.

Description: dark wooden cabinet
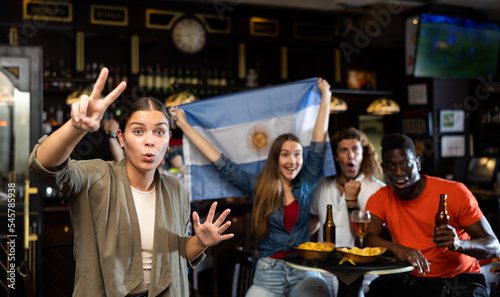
[[42, 200, 75, 297]]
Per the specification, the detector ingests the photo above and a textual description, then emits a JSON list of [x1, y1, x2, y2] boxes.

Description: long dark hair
[[252, 133, 302, 240]]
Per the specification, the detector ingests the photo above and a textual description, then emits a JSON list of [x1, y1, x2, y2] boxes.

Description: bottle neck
[[326, 206, 333, 221], [439, 197, 447, 211]]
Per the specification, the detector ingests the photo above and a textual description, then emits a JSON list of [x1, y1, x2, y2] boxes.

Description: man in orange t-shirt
[[365, 133, 500, 297]]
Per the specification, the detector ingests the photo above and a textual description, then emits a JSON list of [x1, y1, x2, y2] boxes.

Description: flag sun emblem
[[246, 125, 272, 155]]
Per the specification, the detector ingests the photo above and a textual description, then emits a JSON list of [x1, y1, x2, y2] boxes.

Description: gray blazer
[[29, 136, 204, 297]]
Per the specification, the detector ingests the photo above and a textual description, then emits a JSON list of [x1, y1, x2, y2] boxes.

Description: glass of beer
[[351, 210, 371, 248]]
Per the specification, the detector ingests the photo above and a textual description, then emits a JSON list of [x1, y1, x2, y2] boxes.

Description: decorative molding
[[194, 13, 231, 34], [250, 17, 278, 37], [4, 67, 20, 79], [9, 28, 18, 45], [293, 22, 332, 40], [145, 9, 183, 30], [238, 43, 246, 79], [76, 31, 84, 72], [90, 5, 128, 26], [281, 46, 288, 81], [23, 0, 73, 22], [334, 48, 341, 83], [131, 35, 139, 75]]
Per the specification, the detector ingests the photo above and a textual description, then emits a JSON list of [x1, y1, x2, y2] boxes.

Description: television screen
[[464, 156, 499, 188], [414, 13, 500, 79]]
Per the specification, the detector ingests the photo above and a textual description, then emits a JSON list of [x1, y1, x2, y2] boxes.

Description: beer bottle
[[323, 204, 336, 243], [435, 194, 449, 228]]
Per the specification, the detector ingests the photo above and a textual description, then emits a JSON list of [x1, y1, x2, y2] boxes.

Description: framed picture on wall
[[441, 135, 466, 158], [400, 108, 432, 137], [439, 109, 465, 133], [347, 69, 376, 90]]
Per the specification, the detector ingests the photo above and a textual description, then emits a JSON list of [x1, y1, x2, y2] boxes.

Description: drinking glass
[[351, 210, 371, 248]]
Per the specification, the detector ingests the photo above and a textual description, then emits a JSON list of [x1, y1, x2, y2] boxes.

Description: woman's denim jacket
[[213, 141, 326, 258]]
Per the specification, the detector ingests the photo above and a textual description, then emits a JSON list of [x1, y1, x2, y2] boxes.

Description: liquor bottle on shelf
[[64, 66, 74, 90], [220, 70, 228, 87], [84, 63, 92, 79], [121, 65, 128, 84], [43, 61, 51, 90], [169, 66, 177, 91], [91, 62, 98, 80], [492, 106, 500, 124], [146, 66, 154, 92], [198, 70, 206, 97], [57, 60, 67, 90], [199, 68, 206, 85], [47, 106, 57, 127], [43, 61, 51, 78], [42, 109, 52, 134], [205, 68, 212, 86], [162, 66, 170, 94], [177, 67, 184, 85], [50, 62, 58, 78], [213, 67, 220, 95], [154, 64, 163, 93], [55, 105, 64, 126], [107, 66, 115, 92], [184, 67, 192, 85], [49, 62, 59, 89], [212, 67, 220, 87], [99, 62, 105, 74], [138, 66, 146, 89], [191, 68, 199, 86], [228, 70, 236, 87], [114, 66, 122, 88]]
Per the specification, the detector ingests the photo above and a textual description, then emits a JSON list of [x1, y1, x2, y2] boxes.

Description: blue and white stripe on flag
[[179, 77, 335, 200]]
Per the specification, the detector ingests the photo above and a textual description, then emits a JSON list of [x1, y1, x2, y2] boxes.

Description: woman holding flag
[[171, 77, 332, 297]]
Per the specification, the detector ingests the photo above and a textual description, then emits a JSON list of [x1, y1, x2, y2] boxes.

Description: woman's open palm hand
[[192, 202, 234, 247]]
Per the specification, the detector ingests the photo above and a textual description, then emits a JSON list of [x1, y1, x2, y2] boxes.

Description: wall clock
[[172, 17, 206, 54]]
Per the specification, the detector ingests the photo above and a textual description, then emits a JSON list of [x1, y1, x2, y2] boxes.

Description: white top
[[310, 174, 385, 247], [128, 185, 156, 294]]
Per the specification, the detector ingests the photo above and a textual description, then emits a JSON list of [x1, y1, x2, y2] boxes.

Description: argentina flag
[[179, 77, 335, 201]]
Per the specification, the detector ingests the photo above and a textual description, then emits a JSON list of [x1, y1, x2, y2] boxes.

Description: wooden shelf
[[332, 89, 393, 96], [44, 77, 95, 84]]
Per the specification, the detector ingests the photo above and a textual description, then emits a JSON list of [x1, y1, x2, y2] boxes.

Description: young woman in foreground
[[29, 68, 233, 297]]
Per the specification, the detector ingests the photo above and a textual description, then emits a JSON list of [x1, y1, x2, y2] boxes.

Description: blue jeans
[[245, 257, 330, 297]]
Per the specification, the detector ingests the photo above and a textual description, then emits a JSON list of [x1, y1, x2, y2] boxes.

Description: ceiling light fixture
[[330, 96, 348, 113], [164, 91, 199, 108], [366, 97, 400, 115]]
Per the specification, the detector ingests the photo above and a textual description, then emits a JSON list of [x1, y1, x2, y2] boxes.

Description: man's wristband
[[347, 205, 358, 212], [346, 199, 358, 212]]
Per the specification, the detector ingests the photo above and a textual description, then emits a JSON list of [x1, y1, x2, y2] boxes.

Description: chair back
[[231, 248, 258, 297]]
